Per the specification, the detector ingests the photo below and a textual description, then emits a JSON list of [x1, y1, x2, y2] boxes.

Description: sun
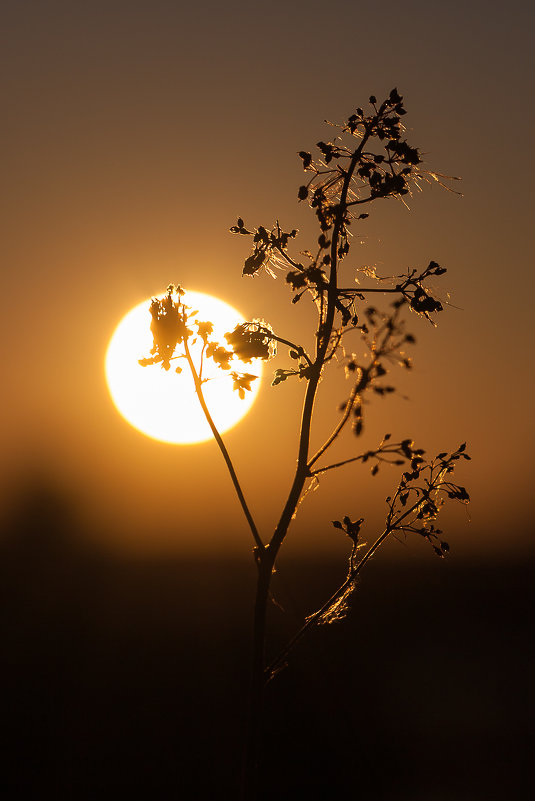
[[105, 290, 262, 444]]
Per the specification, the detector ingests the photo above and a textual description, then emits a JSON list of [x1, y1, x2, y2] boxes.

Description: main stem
[[241, 555, 272, 800], [241, 134, 372, 798], [190, 119, 375, 798]]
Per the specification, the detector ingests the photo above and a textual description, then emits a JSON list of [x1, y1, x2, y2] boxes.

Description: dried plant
[[140, 89, 469, 800]]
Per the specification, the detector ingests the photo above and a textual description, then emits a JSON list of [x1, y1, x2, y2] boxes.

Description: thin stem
[[307, 378, 362, 471], [273, 244, 305, 272], [346, 195, 374, 206], [338, 285, 401, 294], [183, 338, 265, 553], [198, 342, 206, 381], [309, 446, 400, 477], [265, 571, 353, 681], [266, 496, 423, 679], [256, 328, 313, 367]]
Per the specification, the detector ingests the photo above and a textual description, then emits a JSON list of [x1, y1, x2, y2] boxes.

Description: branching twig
[[266, 445, 469, 680], [183, 338, 265, 553]]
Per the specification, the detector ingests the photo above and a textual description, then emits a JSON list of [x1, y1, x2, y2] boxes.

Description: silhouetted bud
[[225, 320, 276, 362], [401, 439, 413, 458], [243, 250, 266, 276]]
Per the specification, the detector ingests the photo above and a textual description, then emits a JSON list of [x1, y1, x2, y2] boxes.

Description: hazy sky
[[2, 0, 534, 557]]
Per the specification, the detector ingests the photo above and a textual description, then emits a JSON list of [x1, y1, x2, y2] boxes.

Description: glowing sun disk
[[105, 291, 262, 444]]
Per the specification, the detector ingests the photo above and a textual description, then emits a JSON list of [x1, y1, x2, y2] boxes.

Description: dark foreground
[[0, 514, 532, 800]]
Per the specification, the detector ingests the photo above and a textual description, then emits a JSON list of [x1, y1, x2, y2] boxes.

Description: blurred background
[[1, 1, 533, 798]]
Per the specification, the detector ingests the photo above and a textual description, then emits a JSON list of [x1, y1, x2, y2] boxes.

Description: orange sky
[[2, 0, 534, 557]]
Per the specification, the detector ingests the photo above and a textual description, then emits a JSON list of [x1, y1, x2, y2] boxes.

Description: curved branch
[[307, 377, 363, 471], [256, 328, 313, 367], [265, 494, 422, 680], [183, 339, 265, 553], [309, 444, 403, 477], [273, 244, 305, 272], [346, 195, 375, 206], [338, 285, 401, 294]]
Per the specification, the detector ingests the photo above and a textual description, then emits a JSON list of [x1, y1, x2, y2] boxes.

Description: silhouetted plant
[[140, 89, 469, 801]]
